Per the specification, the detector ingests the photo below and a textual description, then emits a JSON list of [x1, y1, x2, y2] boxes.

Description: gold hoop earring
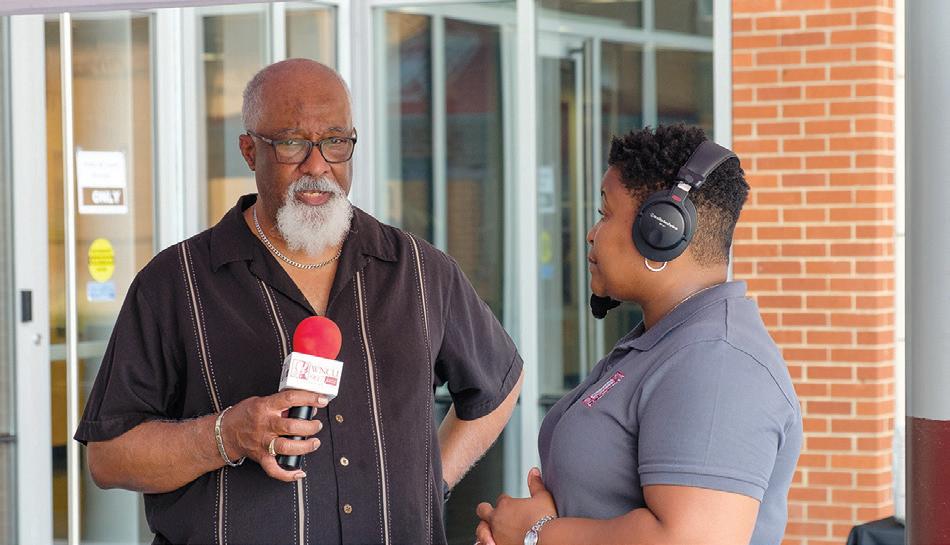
[[644, 258, 667, 272]]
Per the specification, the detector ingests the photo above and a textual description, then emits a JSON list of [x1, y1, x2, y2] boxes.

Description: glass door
[[536, 32, 596, 411], [45, 12, 155, 544]]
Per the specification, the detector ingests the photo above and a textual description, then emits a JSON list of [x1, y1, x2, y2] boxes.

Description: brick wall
[[731, 1, 896, 543]]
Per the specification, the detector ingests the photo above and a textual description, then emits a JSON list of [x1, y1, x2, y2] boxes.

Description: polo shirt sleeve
[[433, 257, 522, 421], [636, 341, 797, 501], [74, 277, 182, 444]]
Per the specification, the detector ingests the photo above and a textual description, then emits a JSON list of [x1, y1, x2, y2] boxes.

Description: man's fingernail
[[295, 472, 306, 480], [317, 396, 328, 406], [312, 439, 321, 450], [316, 421, 324, 432]]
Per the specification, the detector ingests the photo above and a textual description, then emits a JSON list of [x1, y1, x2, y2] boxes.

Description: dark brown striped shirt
[[75, 195, 522, 545]]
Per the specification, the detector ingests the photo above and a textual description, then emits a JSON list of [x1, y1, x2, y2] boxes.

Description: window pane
[[202, 5, 268, 227], [655, 0, 714, 36], [600, 41, 642, 160], [382, 12, 433, 241], [46, 12, 155, 543], [599, 41, 646, 350], [656, 49, 714, 135], [539, 0, 643, 30], [538, 53, 585, 403], [286, 3, 336, 66], [445, 18, 504, 316]]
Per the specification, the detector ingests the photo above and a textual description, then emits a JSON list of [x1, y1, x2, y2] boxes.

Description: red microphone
[[277, 316, 343, 470]]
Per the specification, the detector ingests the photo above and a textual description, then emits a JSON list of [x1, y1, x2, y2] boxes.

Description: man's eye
[[597, 208, 605, 217]]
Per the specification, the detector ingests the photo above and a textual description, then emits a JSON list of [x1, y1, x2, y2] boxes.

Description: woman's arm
[[537, 484, 759, 545], [477, 476, 759, 545]]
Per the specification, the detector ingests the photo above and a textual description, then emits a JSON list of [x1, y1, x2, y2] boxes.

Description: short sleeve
[[637, 341, 796, 501], [434, 258, 522, 420], [74, 278, 182, 444]]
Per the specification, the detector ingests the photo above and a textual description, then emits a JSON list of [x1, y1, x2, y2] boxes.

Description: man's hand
[[476, 468, 557, 545], [222, 390, 328, 481]]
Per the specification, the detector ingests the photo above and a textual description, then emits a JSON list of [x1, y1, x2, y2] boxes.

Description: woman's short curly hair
[[607, 124, 749, 267]]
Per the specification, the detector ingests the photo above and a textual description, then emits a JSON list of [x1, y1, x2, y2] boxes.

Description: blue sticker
[[87, 280, 116, 302]]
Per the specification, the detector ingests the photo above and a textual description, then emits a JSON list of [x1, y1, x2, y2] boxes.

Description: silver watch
[[524, 514, 557, 545]]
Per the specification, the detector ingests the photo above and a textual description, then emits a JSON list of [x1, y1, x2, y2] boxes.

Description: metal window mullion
[[59, 13, 82, 545], [371, 5, 388, 219], [572, 49, 587, 379], [269, 2, 287, 63], [498, 21, 520, 497], [10, 14, 53, 545], [515, 0, 539, 497], [431, 15, 447, 251], [154, 8, 187, 250], [181, 7, 202, 236], [335, 0, 352, 84], [642, 0, 657, 128], [590, 37, 605, 360]]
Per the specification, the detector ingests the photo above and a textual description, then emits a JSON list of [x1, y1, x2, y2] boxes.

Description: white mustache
[[290, 176, 342, 196]]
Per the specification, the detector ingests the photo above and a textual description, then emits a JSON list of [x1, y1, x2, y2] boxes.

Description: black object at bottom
[[276, 405, 315, 470], [845, 517, 904, 545]]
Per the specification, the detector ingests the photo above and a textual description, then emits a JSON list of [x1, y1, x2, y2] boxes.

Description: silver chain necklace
[[253, 207, 342, 270]]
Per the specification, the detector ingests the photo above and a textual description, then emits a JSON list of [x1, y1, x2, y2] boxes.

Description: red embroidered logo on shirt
[[583, 371, 625, 407]]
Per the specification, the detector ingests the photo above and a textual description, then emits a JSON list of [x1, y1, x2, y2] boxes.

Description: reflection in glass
[[45, 12, 154, 543], [655, 0, 714, 36], [538, 0, 643, 30], [657, 49, 714, 135], [538, 54, 586, 404], [600, 41, 642, 161], [445, 19, 505, 316], [378, 8, 513, 542], [286, 3, 336, 64], [383, 12, 433, 241], [202, 6, 268, 226], [599, 41, 646, 350]]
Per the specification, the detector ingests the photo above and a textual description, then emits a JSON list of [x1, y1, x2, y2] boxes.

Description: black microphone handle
[[276, 405, 316, 470]]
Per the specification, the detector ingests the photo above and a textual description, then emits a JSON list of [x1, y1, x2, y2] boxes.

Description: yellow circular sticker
[[88, 238, 115, 283], [540, 231, 553, 264]]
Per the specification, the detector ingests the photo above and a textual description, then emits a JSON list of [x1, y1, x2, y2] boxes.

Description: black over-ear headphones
[[590, 139, 737, 319], [632, 140, 737, 263]]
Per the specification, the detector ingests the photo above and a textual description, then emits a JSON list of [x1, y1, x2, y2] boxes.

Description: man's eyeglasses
[[246, 129, 358, 164]]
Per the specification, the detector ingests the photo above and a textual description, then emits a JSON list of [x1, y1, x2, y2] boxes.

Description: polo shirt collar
[[619, 280, 748, 351], [210, 194, 398, 273]]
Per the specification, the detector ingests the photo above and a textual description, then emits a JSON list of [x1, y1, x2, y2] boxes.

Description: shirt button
[[335, 414, 344, 423], [343, 504, 353, 514], [340, 456, 349, 467]]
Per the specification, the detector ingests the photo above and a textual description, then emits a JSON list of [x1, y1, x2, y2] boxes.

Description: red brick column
[[731, 1, 896, 543]]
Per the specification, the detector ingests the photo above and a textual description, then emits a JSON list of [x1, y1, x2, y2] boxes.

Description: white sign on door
[[76, 150, 128, 215]]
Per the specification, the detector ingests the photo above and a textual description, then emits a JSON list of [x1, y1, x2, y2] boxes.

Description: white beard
[[275, 176, 353, 257]]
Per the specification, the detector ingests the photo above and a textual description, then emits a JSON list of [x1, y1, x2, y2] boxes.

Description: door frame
[[9, 13, 54, 545]]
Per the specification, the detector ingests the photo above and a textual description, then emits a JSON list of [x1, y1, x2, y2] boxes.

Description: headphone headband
[[675, 140, 738, 191]]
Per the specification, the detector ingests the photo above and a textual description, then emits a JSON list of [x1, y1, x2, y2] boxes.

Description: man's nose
[[299, 144, 333, 178]]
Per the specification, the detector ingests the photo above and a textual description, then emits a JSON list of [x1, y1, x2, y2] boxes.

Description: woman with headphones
[[475, 125, 802, 545]]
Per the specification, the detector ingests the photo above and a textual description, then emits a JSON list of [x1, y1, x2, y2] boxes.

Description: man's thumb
[[527, 467, 545, 496]]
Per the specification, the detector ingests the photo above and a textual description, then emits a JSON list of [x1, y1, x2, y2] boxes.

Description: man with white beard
[[74, 59, 524, 545]]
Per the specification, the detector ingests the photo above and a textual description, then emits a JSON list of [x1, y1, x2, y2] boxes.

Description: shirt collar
[[618, 280, 748, 351], [210, 194, 398, 272]]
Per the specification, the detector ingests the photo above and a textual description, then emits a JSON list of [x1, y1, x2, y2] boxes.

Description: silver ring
[[268, 437, 278, 457]]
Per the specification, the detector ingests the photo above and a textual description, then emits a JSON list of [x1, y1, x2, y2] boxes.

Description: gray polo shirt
[[538, 281, 802, 545]]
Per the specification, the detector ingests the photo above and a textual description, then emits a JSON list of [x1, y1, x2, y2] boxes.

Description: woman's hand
[[475, 468, 557, 545]]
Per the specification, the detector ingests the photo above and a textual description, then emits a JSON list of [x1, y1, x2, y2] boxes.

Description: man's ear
[[239, 133, 256, 171]]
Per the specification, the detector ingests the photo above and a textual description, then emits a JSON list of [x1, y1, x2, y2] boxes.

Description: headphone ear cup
[[632, 192, 696, 263]]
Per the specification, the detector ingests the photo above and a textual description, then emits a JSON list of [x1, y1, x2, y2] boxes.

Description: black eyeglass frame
[[246, 129, 358, 164]]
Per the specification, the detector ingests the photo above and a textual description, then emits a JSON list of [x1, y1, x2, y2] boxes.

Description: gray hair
[[242, 59, 351, 131]]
